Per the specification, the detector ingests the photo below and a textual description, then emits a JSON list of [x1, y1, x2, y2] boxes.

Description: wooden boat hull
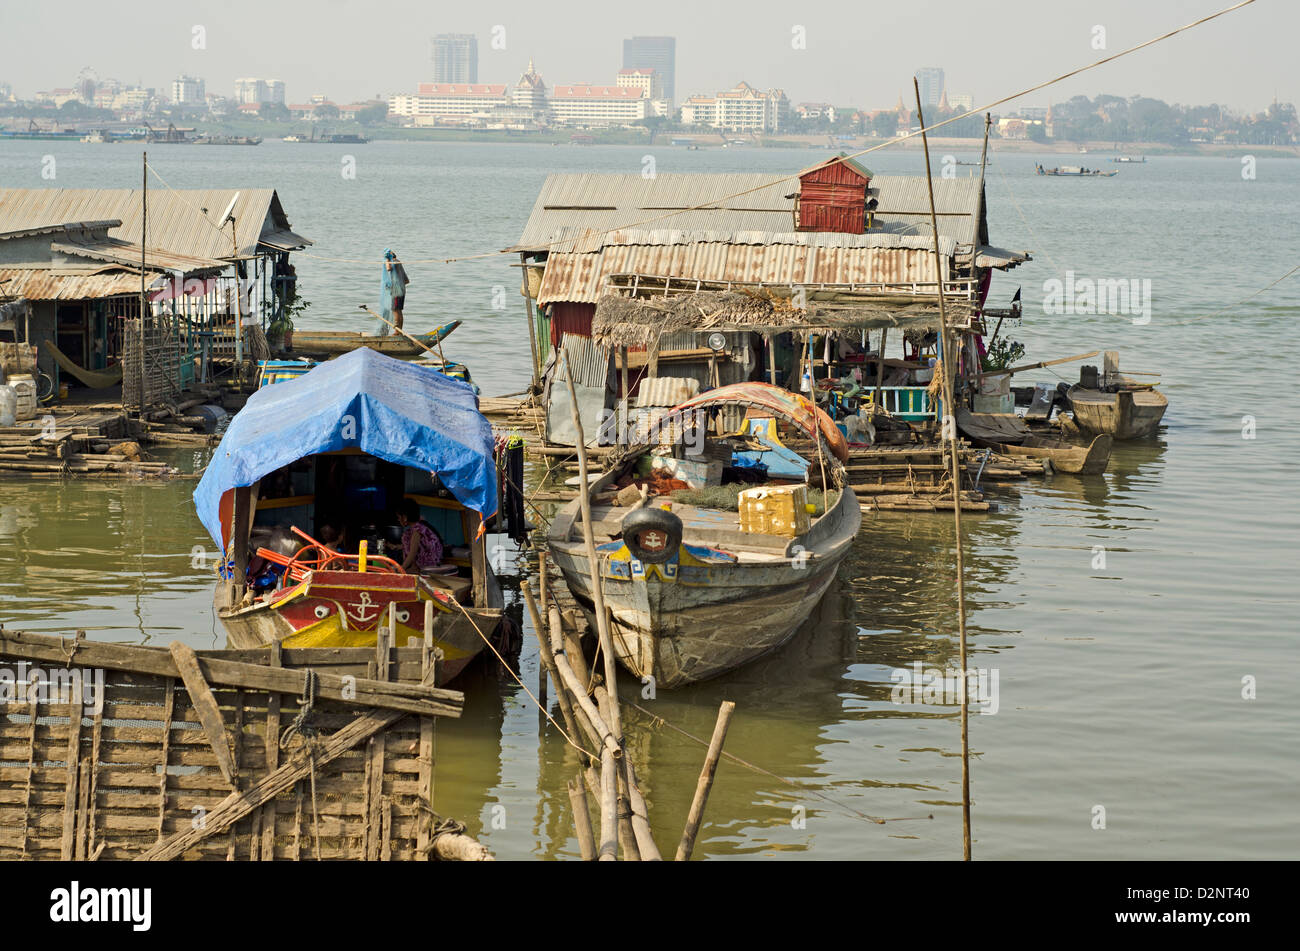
[[289, 322, 461, 358], [548, 489, 861, 688], [996, 434, 1113, 475], [1067, 385, 1167, 439], [213, 568, 500, 685]]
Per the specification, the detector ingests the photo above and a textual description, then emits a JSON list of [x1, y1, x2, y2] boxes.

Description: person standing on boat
[[380, 248, 410, 333], [396, 499, 443, 573]]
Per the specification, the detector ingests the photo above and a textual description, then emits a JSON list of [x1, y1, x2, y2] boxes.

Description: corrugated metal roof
[[0, 267, 156, 300], [537, 241, 948, 306], [51, 235, 228, 273], [0, 188, 312, 263], [510, 173, 983, 253], [0, 220, 122, 242]]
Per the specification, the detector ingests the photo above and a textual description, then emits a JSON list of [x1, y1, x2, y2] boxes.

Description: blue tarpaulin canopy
[[194, 348, 497, 549]]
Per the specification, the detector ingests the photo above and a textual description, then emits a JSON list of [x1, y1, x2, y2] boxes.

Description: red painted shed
[[794, 154, 873, 234]]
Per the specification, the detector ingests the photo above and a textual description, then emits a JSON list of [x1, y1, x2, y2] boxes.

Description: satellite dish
[[706, 332, 728, 353], [217, 192, 240, 225]]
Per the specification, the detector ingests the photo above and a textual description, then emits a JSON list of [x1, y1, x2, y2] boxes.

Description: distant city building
[[512, 59, 547, 111], [1018, 106, 1048, 120], [622, 36, 675, 106], [795, 102, 836, 122], [548, 84, 649, 126], [0, 81, 12, 102], [681, 82, 789, 132], [389, 84, 510, 124], [234, 78, 285, 105], [171, 75, 205, 105], [948, 93, 973, 112], [432, 33, 479, 84], [915, 67, 945, 108]]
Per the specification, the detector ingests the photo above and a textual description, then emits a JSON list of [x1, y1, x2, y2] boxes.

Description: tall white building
[[234, 78, 285, 105], [171, 75, 205, 105], [915, 67, 945, 108], [681, 82, 789, 132]]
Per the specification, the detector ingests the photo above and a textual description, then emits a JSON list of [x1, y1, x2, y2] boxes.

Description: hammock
[[43, 339, 123, 388]]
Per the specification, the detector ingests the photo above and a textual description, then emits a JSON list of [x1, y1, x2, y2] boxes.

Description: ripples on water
[[1, 141, 1297, 859]]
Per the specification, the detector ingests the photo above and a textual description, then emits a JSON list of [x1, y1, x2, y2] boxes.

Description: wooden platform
[[0, 629, 490, 861]]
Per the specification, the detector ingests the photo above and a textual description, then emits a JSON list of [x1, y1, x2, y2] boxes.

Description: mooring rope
[[449, 595, 597, 761]]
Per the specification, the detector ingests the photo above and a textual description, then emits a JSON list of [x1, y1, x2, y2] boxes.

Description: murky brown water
[[2, 140, 1297, 859]]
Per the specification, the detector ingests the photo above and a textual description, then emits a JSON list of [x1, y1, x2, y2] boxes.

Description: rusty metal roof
[[0, 267, 156, 300], [537, 232, 952, 306], [0, 188, 312, 263], [510, 173, 986, 253]]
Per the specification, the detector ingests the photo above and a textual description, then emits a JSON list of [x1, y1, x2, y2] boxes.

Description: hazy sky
[[0, 0, 1290, 113]]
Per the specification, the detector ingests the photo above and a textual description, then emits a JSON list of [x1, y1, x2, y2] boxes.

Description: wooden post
[[619, 346, 630, 443], [916, 78, 972, 862], [675, 700, 736, 861], [168, 642, 239, 789], [875, 328, 888, 409], [519, 252, 541, 388], [568, 777, 596, 860]]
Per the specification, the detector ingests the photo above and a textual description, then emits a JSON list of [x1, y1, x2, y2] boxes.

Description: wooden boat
[[1066, 385, 1167, 439], [547, 382, 861, 688], [287, 321, 461, 358], [1064, 351, 1168, 439], [1035, 163, 1118, 177], [957, 408, 1112, 475], [194, 348, 503, 684]]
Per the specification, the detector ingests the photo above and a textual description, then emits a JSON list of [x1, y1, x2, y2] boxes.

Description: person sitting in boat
[[396, 499, 444, 573]]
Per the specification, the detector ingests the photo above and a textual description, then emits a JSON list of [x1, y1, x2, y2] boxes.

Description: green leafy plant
[[982, 337, 1025, 372]]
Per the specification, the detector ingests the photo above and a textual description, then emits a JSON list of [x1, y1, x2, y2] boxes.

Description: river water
[[1, 138, 1297, 859]]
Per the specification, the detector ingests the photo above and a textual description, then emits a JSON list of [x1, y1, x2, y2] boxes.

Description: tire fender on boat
[[621, 506, 683, 565]]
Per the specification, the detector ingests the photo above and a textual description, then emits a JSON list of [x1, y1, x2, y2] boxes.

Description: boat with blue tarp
[[195, 347, 505, 683]]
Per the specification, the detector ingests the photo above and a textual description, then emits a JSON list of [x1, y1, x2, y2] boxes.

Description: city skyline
[[0, 0, 1292, 114]]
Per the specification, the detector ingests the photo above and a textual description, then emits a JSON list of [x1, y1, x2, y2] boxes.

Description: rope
[[449, 594, 597, 761], [279, 668, 323, 858]]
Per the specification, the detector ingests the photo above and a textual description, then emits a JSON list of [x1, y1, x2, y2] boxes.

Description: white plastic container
[[0, 385, 16, 427]]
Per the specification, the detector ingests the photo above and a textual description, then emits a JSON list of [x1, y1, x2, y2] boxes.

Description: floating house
[[0, 188, 311, 407], [509, 157, 1030, 445]]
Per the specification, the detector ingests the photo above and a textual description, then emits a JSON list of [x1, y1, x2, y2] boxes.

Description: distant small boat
[[287, 321, 461, 358], [1112, 155, 1147, 163], [80, 130, 113, 143], [957, 409, 1112, 475], [1036, 163, 1117, 177]]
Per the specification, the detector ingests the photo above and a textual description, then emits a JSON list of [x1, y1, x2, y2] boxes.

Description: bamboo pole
[[675, 700, 735, 861], [561, 364, 623, 749], [521, 582, 587, 763], [568, 778, 596, 861], [915, 78, 972, 862], [598, 747, 617, 861]]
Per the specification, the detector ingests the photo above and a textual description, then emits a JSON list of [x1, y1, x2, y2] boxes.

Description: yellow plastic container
[[737, 484, 811, 537]]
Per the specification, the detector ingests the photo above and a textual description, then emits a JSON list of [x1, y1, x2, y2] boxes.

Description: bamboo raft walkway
[[0, 614, 492, 861], [482, 392, 1046, 514]]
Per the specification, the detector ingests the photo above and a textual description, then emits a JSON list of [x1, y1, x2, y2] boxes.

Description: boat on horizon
[[1036, 163, 1118, 177]]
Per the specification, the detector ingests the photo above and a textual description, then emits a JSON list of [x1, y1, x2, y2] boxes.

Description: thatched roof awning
[[591, 289, 968, 347]]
